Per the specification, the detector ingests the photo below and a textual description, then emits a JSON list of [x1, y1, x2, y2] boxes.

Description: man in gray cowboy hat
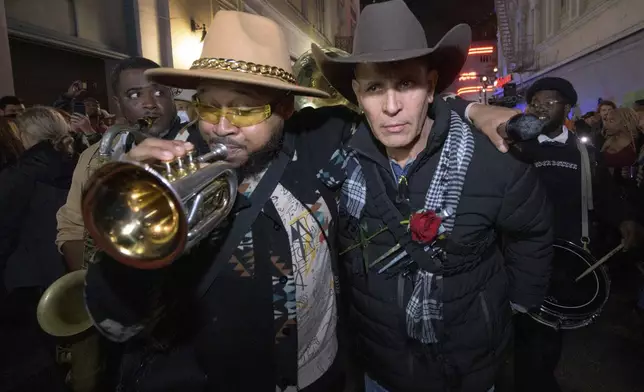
[[312, 1, 553, 391]]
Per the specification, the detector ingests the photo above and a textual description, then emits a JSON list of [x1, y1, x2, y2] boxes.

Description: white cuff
[[464, 102, 477, 123], [510, 302, 528, 314]]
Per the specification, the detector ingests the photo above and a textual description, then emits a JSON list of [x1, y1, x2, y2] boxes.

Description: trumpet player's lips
[[383, 123, 407, 133], [225, 145, 245, 153], [212, 143, 244, 154]]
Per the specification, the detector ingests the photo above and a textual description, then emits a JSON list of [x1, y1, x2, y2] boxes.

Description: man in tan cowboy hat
[[312, 1, 553, 391], [82, 10, 353, 392]]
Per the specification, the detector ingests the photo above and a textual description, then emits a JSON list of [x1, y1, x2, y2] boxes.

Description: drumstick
[[575, 243, 624, 282]]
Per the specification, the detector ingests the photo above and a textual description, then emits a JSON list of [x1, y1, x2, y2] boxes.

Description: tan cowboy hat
[[146, 11, 329, 98], [311, 0, 471, 105]]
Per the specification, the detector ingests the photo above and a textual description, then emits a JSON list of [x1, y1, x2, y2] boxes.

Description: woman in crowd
[[0, 106, 78, 392], [601, 108, 641, 184], [0, 117, 24, 172]]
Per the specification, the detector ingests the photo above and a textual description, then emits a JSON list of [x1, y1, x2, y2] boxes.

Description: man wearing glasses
[[517, 76, 644, 392]]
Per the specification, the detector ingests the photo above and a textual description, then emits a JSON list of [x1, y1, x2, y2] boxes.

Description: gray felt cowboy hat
[[311, 0, 471, 105]]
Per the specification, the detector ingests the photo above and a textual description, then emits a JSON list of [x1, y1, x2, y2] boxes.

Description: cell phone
[[72, 101, 86, 115], [81, 81, 87, 90]]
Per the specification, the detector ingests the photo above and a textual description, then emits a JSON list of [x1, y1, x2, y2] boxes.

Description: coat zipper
[[478, 291, 496, 356]]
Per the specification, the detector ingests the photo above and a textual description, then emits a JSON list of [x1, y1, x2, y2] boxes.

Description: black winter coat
[[0, 141, 76, 293], [337, 99, 554, 392], [0, 141, 76, 392]]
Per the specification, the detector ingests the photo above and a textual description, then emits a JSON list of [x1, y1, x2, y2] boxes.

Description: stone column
[[571, 0, 581, 19], [136, 0, 162, 64], [156, 0, 173, 67], [533, 3, 541, 45], [0, 0, 15, 97]]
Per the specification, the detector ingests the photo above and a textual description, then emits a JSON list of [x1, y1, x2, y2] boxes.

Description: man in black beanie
[[515, 77, 644, 391]]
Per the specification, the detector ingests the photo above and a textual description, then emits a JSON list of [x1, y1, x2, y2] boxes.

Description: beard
[[206, 127, 284, 180]]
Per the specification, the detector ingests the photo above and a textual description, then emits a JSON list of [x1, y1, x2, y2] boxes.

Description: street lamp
[[479, 74, 497, 105]]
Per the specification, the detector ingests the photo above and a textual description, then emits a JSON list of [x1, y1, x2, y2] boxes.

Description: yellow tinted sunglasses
[[194, 98, 272, 127]]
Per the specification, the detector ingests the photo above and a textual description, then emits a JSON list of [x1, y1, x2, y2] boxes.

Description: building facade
[[495, 0, 644, 112], [0, 0, 358, 112]]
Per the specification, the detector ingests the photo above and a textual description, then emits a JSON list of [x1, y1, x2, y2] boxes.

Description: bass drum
[[529, 239, 610, 330]]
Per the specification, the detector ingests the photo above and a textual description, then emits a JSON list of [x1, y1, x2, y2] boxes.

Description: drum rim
[[530, 239, 612, 330], [545, 242, 604, 310]]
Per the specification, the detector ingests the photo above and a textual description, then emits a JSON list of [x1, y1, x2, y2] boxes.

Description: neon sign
[[468, 46, 494, 55], [459, 72, 478, 81], [496, 74, 513, 88], [457, 86, 495, 96]]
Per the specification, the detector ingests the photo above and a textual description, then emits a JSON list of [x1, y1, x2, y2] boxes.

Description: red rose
[[409, 210, 442, 244]]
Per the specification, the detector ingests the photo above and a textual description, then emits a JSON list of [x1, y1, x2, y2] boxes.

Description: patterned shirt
[[240, 161, 337, 389]]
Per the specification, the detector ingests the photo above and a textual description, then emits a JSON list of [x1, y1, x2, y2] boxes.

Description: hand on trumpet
[[124, 138, 195, 163]]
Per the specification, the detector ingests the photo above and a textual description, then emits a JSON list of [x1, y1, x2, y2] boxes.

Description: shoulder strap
[[195, 133, 295, 300], [360, 159, 441, 273], [577, 139, 594, 249]]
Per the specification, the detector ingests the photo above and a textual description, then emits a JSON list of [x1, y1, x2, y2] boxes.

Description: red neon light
[[457, 86, 494, 95], [496, 74, 513, 88], [468, 46, 495, 55], [469, 46, 494, 52], [469, 49, 494, 55], [459, 71, 478, 81]]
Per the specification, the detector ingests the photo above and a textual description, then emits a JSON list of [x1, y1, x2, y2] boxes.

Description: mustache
[[207, 136, 246, 150]]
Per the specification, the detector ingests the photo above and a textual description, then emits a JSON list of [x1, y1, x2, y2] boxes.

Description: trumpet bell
[[293, 47, 359, 112], [82, 162, 187, 269], [37, 270, 93, 337], [83, 162, 188, 269], [82, 146, 237, 270]]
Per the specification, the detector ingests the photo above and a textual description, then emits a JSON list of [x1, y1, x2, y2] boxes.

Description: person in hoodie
[[0, 106, 77, 392]]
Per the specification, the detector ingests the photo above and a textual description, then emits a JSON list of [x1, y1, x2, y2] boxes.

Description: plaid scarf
[[406, 111, 475, 344]]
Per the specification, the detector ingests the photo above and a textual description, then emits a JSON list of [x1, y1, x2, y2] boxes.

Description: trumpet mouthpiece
[[210, 144, 228, 159], [137, 117, 156, 129]]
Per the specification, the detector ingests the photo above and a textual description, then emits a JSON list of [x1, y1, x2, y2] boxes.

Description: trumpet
[[81, 129, 238, 269], [96, 117, 156, 164]]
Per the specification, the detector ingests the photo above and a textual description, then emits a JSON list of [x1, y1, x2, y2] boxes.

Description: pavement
[[555, 262, 644, 392]]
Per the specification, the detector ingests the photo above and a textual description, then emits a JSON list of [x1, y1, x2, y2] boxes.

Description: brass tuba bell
[[81, 126, 238, 269], [293, 47, 359, 112], [37, 270, 92, 337], [36, 269, 102, 392]]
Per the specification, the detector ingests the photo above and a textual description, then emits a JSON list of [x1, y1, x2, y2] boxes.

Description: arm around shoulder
[[497, 161, 554, 310]]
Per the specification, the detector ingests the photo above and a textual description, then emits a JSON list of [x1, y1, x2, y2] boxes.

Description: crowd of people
[[0, 1, 643, 392]]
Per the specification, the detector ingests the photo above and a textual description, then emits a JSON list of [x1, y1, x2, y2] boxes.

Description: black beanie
[[526, 77, 578, 107]]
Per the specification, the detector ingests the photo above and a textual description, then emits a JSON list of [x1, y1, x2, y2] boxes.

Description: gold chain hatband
[[190, 58, 296, 85]]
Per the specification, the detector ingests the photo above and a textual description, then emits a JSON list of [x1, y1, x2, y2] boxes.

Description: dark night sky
[[360, 0, 497, 42]]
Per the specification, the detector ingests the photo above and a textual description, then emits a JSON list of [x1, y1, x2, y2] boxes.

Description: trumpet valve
[[161, 160, 177, 182], [185, 148, 200, 173], [174, 156, 189, 179]]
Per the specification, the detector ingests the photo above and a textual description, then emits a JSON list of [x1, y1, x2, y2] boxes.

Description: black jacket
[[0, 141, 76, 294], [0, 142, 76, 392], [518, 133, 639, 247], [337, 99, 553, 392]]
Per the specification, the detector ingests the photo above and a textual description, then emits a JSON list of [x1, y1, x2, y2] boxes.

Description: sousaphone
[[293, 47, 359, 112]]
